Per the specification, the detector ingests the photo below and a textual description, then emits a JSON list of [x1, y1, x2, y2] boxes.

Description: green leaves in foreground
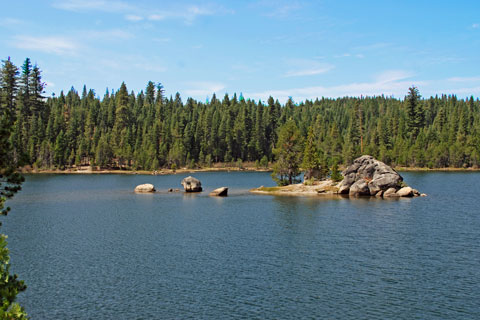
[[0, 235, 27, 319]]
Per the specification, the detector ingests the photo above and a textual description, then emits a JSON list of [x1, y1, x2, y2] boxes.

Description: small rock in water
[[384, 187, 399, 197], [396, 186, 414, 197], [181, 176, 202, 192], [209, 187, 228, 196], [135, 183, 155, 193]]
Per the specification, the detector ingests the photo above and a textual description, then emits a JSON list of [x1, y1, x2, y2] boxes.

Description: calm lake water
[[3, 171, 480, 319]]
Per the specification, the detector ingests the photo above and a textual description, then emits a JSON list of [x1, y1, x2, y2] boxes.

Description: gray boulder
[[397, 186, 414, 197], [209, 187, 228, 196], [349, 179, 370, 196], [181, 176, 202, 192], [338, 155, 403, 196], [134, 183, 156, 193], [383, 187, 398, 197]]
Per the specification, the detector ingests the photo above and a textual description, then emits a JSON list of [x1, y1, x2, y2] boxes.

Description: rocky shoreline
[[251, 155, 426, 198]]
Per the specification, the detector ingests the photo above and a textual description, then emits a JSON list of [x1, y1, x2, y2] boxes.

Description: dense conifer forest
[[2, 58, 480, 171]]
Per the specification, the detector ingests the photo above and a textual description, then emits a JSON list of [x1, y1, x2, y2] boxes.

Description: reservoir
[[3, 172, 480, 319]]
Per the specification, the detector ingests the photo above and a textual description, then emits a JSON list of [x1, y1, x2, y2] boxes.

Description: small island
[[251, 155, 425, 198]]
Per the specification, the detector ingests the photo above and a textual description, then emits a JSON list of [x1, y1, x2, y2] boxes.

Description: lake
[[3, 172, 480, 319]]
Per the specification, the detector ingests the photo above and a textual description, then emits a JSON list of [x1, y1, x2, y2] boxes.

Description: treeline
[[2, 57, 480, 170]]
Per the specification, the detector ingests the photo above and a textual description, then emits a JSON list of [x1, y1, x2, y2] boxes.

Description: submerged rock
[[134, 183, 156, 193], [181, 176, 202, 192], [209, 187, 228, 196]]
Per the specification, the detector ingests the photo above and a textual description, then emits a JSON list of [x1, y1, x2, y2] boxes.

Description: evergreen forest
[[2, 58, 480, 172]]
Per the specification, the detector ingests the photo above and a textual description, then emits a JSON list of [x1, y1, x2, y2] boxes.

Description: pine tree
[[302, 126, 322, 181], [406, 86, 423, 139], [0, 57, 28, 319], [272, 119, 303, 185]]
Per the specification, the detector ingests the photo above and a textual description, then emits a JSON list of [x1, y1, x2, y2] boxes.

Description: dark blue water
[[2, 172, 480, 319]]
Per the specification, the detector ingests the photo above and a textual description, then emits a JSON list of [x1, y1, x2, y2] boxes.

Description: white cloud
[[147, 5, 215, 24], [53, 1, 227, 25], [12, 36, 78, 55], [247, 70, 420, 102], [83, 29, 133, 40], [184, 82, 226, 96], [52, 0, 132, 12], [284, 66, 333, 77], [283, 59, 334, 77], [375, 70, 414, 83], [334, 53, 351, 58], [447, 76, 480, 83], [125, 14, 143, 22], [254, 1, 303, 18], [148, 13, 167, 21], [0, 18, 24, 27], [153, 37, 171, 43]]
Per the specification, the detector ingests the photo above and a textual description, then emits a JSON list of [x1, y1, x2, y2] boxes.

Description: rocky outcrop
[[209, 187, 228, 196], [338, 155, 422, 197], [134, 183, 156, 193], [181, 176, 202, 192]]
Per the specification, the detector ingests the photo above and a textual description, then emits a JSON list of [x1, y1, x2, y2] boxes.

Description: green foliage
[[260, 155, 269, 168], [236, 159, 243, 169], [302, 126, 321, 171], [0, 236, 27, 319], [330, 161, 343, 182], [3, 57, 480, 174], [271, 119, 304, 185], [406, 86, 424, 140], [0, 57, 27, 319]]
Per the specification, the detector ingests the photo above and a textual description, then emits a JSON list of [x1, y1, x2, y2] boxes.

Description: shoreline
[[20, 166, 272, 175], [394, 167, 480, 172], [20, 165, 480, 175]]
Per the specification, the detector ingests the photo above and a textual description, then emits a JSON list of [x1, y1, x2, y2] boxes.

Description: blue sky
[[1, 0, 480, 102]]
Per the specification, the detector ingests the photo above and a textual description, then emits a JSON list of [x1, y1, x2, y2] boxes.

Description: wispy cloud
[[125, 14, 143, 22], [254, 0, 303, 18], [146, 5, 216, 24], [83, 29, 134, 40], [184, 82, 226, 96], [52, 0, 132, 12], [283, 59, 334, 77], [0, 17, 24, 27], [447, 76, 480, 83], [375, 70, 414, 83], [12, 36, 79, 55], [153, 37, 171, 43], [472, 23, 479, 29], [53, 1, 225, 25], [248, 69, 418, 102]]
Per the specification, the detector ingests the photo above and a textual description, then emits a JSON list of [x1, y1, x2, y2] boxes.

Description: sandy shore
[[21, 166, 272, 175], [250, 180, 341, 196]]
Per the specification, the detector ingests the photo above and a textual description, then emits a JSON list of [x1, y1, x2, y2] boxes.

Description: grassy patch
[[256, 186, 283, 192]]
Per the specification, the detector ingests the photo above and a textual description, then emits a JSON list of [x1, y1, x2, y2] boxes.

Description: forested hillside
[[2, 58, 480, 171]]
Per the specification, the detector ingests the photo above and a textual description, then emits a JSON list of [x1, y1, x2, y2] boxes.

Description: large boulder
[[338, 155, 403, 196], [349, 179, 370, 196], [134, 183, 156, 193], [209, 187, 228, 196], [181, 176, 202, 192]]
